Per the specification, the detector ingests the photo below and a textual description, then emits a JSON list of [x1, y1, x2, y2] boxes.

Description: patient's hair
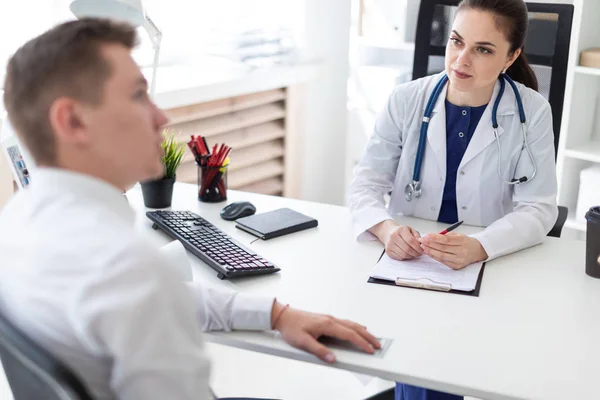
[[3, 18, 138, 166]]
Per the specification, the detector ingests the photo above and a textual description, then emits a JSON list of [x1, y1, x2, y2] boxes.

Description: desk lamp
[[70, 0, 162, 98]]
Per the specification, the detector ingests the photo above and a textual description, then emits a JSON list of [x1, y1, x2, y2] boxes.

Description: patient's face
[[83, 43, 168, 186]]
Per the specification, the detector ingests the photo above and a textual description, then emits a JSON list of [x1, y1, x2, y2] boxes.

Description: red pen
[[438, 220, 463, 235]]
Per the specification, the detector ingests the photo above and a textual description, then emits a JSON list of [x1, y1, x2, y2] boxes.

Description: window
[[0, 0, 306, 85]]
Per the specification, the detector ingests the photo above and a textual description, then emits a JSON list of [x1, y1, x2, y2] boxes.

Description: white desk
[[127, 183, 600, 400]]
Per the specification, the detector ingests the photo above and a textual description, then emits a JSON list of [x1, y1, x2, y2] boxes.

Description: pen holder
[[198, 164, 228, 203]]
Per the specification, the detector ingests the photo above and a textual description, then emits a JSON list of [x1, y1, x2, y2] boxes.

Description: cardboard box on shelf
[[580, 48, 600, 69]]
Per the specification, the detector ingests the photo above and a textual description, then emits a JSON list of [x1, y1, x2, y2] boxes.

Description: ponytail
[[506, 51, 538, 91]]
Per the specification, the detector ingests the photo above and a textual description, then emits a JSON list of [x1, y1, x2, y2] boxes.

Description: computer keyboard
[[147, 210, 281, 279]]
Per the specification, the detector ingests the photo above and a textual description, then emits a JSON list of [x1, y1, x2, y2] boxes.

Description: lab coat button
[[460, 171, 465, 176], [461, 206, 467, 210]]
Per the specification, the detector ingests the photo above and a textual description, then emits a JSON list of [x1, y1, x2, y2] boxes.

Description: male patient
[[0, 19, 380, 400]]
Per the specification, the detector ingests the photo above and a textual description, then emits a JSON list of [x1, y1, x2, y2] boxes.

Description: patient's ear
[[48, 97, 92, 146]]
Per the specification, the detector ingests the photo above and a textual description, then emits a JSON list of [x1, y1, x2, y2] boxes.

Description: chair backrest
[[411, 0, 574, 159], [0, 311, 94, 400]]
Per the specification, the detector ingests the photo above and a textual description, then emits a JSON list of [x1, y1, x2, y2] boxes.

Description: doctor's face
[[445, 9, 519, 95]]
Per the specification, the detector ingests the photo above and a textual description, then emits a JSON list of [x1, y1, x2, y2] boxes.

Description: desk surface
[[127, 183, 600, 400]]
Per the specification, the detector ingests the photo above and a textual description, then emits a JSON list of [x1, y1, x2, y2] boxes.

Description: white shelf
[[565, 217, 587, 232], [556, 0, 600, 232], [564, 141, 600, 163], [575, 66, 600, 77]]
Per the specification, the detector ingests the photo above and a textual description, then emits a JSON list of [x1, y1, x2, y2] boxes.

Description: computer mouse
[[220, 201, 256, 221]]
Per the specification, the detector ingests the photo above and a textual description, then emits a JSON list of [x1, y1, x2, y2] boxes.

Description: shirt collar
[[32, 168, 135, 225]]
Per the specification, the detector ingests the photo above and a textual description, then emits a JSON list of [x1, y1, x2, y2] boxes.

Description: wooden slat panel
[[238, 177, 283, 196], [169, 103, 285, 139], [228, 140, 284, 172], [177, 161, 198, 185], [177, 157, 285, 192], [165, 89, 286, 125], [180, 121, 285, 164], [283, 84, 304, 198], [213, 121, 285, 150], [228, 159, 284, 189]]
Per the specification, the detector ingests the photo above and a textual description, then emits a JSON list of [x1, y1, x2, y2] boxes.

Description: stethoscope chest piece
[[405, 180, 422, 202]]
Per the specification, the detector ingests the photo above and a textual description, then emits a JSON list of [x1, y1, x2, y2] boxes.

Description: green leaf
[[161, 129, 185, 179]]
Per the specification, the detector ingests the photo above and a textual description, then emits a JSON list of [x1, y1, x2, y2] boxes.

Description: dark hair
[[458, 0, 538, 91], [3, 18, 138, 166]]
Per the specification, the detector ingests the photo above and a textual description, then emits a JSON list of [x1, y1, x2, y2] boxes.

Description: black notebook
[[235, 208, 318, 240]]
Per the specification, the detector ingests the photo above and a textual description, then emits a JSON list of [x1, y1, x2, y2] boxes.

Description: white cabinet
[[556, 0, 600, 238]]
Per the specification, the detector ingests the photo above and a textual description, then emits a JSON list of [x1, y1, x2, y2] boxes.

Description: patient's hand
[[271, 302, 381, 363]]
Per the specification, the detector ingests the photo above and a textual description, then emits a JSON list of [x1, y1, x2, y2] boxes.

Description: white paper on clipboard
[[370, 254, 483, 292]]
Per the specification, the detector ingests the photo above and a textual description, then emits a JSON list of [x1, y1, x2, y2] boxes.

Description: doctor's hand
[[271, 302, 381, 364], [370, 220, 423, 261], [418, 232, 488, 270]]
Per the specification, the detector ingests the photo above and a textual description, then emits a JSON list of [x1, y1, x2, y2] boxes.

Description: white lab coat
[[348, 72, 558, 260]]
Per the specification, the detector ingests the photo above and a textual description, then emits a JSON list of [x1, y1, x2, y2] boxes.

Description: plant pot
[[140, 176, 175, 209]]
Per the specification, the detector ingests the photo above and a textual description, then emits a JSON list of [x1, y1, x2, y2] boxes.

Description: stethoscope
[[404, 73, 537, 202]]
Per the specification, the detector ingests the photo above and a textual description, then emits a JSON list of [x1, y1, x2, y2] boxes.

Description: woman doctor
[[348, 0, 558, 399]]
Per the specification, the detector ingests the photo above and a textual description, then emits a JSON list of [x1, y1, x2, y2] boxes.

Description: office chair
[[0, 311, 94, 400], [411, 0, 574, 238]]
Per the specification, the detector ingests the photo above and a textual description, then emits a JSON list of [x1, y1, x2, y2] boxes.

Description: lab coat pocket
[[498, 143, 524, 184]]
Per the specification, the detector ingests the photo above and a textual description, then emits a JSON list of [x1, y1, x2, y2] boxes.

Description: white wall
[[301, 0, 351, 205]]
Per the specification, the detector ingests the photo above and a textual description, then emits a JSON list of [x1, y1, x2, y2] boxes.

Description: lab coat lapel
[[424, 83, 448, 179], [460, 79, 514, 169]]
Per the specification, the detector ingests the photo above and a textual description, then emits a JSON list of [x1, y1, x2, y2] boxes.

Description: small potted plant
[[140, 130, 185, 209]]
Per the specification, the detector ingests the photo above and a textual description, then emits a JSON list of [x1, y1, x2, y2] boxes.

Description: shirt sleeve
[[158, 240, 274, 331], [75, 240, 213, 400], [186, 280, 275, 331], [347, 85, 405, 241]]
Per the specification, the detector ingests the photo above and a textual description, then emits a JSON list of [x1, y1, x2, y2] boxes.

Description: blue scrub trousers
[[395, 383, 463, 400]]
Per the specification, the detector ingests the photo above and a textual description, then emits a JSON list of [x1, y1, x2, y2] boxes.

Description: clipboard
[[367, 251, 486, 297]]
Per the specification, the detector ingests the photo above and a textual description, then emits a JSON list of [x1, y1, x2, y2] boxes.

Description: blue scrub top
[[437, 100, 487, 224]]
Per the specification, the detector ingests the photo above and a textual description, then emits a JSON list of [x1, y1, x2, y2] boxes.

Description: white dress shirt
[[0, 168, 275, 400]]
